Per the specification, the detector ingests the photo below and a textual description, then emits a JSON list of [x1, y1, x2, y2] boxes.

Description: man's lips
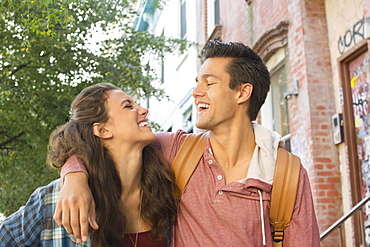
[[196, 102, 210, 112]]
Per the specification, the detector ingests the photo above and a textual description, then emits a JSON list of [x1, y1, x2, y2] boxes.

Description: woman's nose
[[138, 106, 149, 116]]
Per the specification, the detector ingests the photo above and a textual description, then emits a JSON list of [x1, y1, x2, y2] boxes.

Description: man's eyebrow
[[195, 73, 220, 82]]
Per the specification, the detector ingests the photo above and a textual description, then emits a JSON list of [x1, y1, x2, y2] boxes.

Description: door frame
[[338, 39, 369, 246]]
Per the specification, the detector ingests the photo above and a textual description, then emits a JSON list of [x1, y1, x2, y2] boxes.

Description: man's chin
[[196, 122, 208, 130]]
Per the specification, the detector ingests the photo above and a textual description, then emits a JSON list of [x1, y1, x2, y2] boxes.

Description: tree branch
[[9, 62, 32, 76], [0, 132, 25, 148]]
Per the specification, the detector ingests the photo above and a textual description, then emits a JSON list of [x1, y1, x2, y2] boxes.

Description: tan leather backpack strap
[[270, 147, 301, 246], [171, 133, 207, 198]]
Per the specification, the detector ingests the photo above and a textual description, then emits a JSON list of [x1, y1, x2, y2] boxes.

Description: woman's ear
[[93, 123, 113, 139], [237, 83, 253, 104]]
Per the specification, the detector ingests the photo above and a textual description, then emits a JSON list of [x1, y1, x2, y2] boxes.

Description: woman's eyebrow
[[120, 99, 132, 107]]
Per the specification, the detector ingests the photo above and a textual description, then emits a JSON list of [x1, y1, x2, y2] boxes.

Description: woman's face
[[103, 89, 156, 146]]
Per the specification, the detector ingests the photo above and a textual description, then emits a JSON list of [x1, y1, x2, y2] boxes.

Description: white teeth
[[198, 103, 210, 109], [138, 121, 148, 127]]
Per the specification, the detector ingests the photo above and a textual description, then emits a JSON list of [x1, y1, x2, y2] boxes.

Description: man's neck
[[208, 122, 256, 183]]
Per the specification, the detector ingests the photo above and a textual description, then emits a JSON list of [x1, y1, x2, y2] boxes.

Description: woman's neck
[[112, 148, 143, 195], [111, 146, 151, 233]]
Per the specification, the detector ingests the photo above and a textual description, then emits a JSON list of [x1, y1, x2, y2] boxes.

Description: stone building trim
[[252, 20, 289, 61], [198, 24, 223, 59], [208, 24, 223, 41]]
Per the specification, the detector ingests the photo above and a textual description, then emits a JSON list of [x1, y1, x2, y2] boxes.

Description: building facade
[[136, 0, 370, 246], [135, 0, 200, 133]]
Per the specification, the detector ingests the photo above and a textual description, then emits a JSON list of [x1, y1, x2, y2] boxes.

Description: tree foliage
[[0, 0, 187, 216]]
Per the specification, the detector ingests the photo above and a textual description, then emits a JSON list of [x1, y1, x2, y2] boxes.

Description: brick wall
[[248, 0, 290, 43], [364, 0, 370, 16], [243, 0, 342, 245], [287, 0, 342, 246], [219, 0, 249, 43], [196, 0, 207, 69]]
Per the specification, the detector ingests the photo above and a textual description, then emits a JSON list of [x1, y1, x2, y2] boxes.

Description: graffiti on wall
[[350, 51, 370, 244], [351, 52, 370, 143], [338, 17, 367, 55], [352, 74, 370, 132]]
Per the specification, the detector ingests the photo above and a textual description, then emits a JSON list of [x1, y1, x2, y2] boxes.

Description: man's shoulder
[[155, 129, 189, 148], [153, 130, 190, 162], [156, 129, 188, 140]]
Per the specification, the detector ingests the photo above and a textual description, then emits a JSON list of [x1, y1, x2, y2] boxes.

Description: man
[[58, 41, 320, 246]]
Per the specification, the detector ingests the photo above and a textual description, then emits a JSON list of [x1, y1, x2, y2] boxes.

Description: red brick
[[327, 177, 341, 183], [316, 157, 332, 163]]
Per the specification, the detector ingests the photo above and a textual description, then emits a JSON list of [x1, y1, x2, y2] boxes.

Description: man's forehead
[[197, 58, 231, 81], [200, 57, 231, 70]]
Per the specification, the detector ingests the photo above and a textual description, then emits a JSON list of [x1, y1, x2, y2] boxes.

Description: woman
[[0, 83, 178, 247]]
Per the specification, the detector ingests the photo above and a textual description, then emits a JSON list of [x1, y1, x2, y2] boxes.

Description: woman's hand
[[54, 172, 98, 243]]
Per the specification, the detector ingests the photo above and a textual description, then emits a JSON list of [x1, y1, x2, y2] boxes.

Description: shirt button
[[208, 160, 213, 164], [218, 190, 223, 194], [217, 175, 222, 180]]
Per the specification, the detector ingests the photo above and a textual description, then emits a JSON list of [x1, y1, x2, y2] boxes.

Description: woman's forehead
[[107, 89, 131, 100]]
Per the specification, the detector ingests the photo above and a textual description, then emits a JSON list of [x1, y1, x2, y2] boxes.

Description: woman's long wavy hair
[[47, 83, 178, 246]]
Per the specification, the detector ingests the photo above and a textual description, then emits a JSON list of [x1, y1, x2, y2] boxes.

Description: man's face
[[193, 57, 240, 131]]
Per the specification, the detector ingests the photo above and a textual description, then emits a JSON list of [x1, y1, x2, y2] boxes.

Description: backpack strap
[[171, 133, 207, 199], [269, 147, 301, 246], [172, 134, 301, 246]]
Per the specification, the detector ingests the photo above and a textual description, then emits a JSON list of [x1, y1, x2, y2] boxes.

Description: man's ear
[[93, 123, 113, 139], [237, 83, 253, 104]]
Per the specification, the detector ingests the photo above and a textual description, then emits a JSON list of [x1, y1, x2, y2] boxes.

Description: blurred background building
[[135, 0, 370, 246]]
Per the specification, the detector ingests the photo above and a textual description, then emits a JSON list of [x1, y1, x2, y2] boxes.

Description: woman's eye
[[125, 104, 133, 108]]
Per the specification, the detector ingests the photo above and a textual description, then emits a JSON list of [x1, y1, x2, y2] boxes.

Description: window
[[180, 0, 187, 39], [183, 107, 193, 133], [214, 0, 220, 25], [207, 0, 220, 35], [271, 64, 289, 136], [261, 48, 290, 151], [160, 58, 164, 84], [160, 29, 165, 84], [271, 64, 290, 150]]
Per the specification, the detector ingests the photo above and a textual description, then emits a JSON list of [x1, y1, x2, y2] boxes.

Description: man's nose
[[192, 84, 205, 98]]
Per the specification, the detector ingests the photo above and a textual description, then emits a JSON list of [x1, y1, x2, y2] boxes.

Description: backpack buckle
[[273, 230, 284, 242]]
